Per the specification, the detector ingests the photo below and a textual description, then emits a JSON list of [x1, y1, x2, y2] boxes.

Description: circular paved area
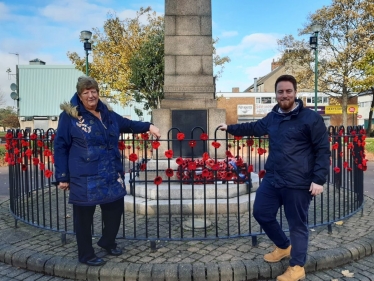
[[0, 194, 374, 280]]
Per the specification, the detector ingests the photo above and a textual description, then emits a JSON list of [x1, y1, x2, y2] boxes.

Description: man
[[218, 75, 330, 281]]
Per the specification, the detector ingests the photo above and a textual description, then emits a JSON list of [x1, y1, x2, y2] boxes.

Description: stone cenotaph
[[153, 0, 226, 157]]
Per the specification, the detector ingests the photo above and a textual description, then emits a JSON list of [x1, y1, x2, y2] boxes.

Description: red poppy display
[[152, 141, 160, 149], [334, 167, 341, 173], [129, 153, 138, 162], [200, 133, 208, 141], [258, 170, 266, 178], [33, 158, 39, 166], [165, 168, 174, 177], [176, 157, 183, 165], [39, 163, 45, 171], [154, 176, 163, 185], [140, 163, 147, 171], [211, 141, 221, 149], [257, 148, 265, 155], [165, 150, 173, 159], [202, 152, 210, 161], [248, 165, 253, 173], [177, 133, 185, 140], [141, 133, 149, 140], [189, 140, 197, 148], [188, 162, 196, 170], [234, 136, 242, 141], [44, 149, 52, 157], [225, 172, 233, 180], [332, 143, 339, 150], [30, 134, 37, 140], [118, 141, 126, 150], [202, 169, 210, 178], [45, 170, 53, 178], [226, 151, 233, 158], [246, 139, 254, 146]]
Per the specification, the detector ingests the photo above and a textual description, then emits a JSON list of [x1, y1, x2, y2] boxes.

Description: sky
[[0, 0, 332, 107]]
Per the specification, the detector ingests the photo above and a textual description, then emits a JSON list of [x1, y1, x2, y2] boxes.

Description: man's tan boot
[[264, 245, 291, 262], [276, 265, 305, 281]]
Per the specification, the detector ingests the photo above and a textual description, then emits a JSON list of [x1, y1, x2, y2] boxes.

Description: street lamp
[[80, 30, 92, 76], [309, 23, 322, 112]]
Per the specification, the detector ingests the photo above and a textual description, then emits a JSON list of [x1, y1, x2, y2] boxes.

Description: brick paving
[[0, 194, 374, 280]]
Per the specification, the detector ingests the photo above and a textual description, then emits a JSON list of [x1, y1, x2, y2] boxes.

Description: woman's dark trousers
[[73, 198, 124, 262]]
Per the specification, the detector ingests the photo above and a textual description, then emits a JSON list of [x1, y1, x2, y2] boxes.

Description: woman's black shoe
[[84, 256, 106, 266], [105, 247, 123, 256]]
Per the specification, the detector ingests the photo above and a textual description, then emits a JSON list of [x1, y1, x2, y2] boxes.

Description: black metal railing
[[5, 125, 365, 245]]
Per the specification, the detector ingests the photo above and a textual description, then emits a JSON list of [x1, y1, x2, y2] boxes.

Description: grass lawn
[[366, 138, 374, 154]]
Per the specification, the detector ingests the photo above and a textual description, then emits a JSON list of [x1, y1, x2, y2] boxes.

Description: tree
[[0, 107, 19, 130], [68, 7, 230, 116], [128, 10, 164, 113], [351, 48, 374, 134], [68, 7, 159, 106], [277, 0, 374, 127]]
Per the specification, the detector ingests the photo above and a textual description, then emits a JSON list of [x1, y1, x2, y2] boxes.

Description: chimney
[[232, 87, 239, 93], [254, 78, 258, 93], [271, 59, 281, 71]]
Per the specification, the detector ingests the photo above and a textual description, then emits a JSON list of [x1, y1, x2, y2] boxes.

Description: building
[[218, 60, 359, 128], [357, 91, 373, 129], [216, 89, 358, 128], [16, 60, 150, 132]]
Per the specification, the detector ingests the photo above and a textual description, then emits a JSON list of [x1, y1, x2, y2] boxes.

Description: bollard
[[150, 240, 157, 252], [252, 235, 258, 247]]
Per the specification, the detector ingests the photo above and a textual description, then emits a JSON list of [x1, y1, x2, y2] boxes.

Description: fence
[[5, 125, 366, 247]]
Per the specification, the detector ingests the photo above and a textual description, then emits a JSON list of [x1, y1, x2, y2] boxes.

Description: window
[[256, 97, 276, 104], [358, 101, 371, 108], [306, 97, 329, 105]]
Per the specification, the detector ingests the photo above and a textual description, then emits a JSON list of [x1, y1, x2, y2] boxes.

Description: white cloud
[[220, 31, 238, 38], [0, 2, 9, 20], [217, 33, 280, 56], [244, 55, 280, 83]]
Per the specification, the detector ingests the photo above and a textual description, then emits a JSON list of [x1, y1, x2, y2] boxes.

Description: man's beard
[[278, 98, 295, 112]]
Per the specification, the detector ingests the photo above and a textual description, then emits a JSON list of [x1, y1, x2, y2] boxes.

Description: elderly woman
[[54, 76, 160, 266]]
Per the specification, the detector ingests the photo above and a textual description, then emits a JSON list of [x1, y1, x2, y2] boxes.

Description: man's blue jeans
[[253, 178, 312, 266]]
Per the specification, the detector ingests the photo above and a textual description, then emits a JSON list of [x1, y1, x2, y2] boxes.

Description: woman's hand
[[149, 124, 161, 139], [58, 182, 70, 191]]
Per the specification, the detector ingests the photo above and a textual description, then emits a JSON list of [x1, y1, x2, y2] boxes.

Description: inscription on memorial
[[164, 86, 214, 93]]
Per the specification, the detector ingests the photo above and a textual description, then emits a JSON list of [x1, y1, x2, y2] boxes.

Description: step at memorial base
[[129, 182, 258, 200], [124, 193, 256, 215]]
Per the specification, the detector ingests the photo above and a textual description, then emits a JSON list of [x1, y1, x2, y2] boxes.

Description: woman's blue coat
[[54, 93, 152, 206], [227, 99, 330, 189]]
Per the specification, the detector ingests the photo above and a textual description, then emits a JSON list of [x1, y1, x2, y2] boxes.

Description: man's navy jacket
[[226, 99, 330, 189]]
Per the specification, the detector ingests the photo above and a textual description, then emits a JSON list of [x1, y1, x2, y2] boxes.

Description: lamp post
[[81, 30, 92, 76], [309, 24, 322, 112]]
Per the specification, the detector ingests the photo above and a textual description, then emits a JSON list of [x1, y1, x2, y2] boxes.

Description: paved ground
[[0, 164, 373, 280]]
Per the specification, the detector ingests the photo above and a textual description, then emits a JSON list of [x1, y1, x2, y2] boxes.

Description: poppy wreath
[[4, 132, 55, 178], [175, 154, 248, 184]]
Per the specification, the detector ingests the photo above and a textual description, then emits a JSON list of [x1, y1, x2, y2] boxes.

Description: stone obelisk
[[153, 0, 226, 157]]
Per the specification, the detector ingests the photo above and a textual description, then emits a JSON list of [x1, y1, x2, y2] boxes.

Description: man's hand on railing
[[58, 182, 70, 191], [218, 123, 228, 131], [309, 182, 323, 196]]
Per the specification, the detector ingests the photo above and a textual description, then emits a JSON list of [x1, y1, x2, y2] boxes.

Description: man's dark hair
[[275, 75, 297, 92]]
